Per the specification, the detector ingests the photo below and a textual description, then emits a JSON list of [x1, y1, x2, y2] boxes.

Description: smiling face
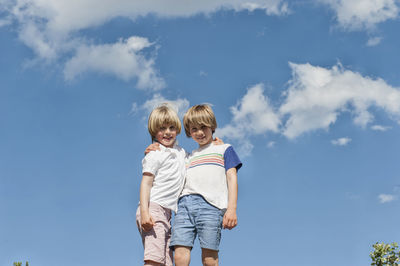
[[155, 124, 177, 148], [147, 105, 181, 146], [189, 124, 213, 147]]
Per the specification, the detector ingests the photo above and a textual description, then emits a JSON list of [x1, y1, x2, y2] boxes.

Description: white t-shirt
[[180, 143, 242, 210], [142, 143, 186, 213]]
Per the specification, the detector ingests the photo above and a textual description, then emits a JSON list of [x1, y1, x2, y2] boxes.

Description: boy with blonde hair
[[136, 105, 186, 266], [171, 104, 242, 266]]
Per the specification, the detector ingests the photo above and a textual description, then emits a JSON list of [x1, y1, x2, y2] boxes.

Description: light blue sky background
[[1, 0, 400, 265]]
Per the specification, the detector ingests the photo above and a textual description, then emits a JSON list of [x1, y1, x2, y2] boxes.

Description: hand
[[212, 137, 224, 145], [141, 213, 155, 231], [222, 208, 237, 230], [145, 143, 160, 155]]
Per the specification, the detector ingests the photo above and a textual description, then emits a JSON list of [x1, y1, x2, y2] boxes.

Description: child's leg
[[144, 261, 162, 266], [136, 203, 172, 266], [174, 246, 191, 266], [170, 196, 197, 265], [165, 226, 173, 266], [201, 248, 219, 266], [193, 196, 223, 266]]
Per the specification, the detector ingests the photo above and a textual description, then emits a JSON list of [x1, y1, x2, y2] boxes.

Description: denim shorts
[[170, 194, 224, 251]]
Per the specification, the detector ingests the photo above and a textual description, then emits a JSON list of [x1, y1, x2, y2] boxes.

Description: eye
[[169, 126, 176, 131]]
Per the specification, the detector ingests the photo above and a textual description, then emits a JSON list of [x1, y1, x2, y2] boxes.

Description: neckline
[[197, 142, 213, 151]]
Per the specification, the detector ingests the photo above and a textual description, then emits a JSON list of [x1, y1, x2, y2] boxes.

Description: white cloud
[[216, 84, 281, 156], [18, 21, 59, 61], [229, 84, 281, 134], [2, 0, 288, 57], [378, 194, 397, 203], [322, 0, 399, 31], [0, 15, 11, 27], [280, 62, 400, 139], [1, 0, 288, 89], [367, 36, 383, 46], [371, 125, 391, 131], [133, 93, 190, 119], [237, 1, 289, 14], [5, 0, 289, 33], [331, 137, 352, 146], [267, 141, 276, 148], [64, 37, 165, 91], [199, 71, 208, 77], [216, 62, 400, 155]]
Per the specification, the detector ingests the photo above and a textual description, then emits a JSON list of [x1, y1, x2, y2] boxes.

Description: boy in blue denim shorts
[[171, 104, 242, 266]]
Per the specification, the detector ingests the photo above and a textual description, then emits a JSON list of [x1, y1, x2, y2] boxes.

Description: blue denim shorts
[[170, 194, 224, 251]]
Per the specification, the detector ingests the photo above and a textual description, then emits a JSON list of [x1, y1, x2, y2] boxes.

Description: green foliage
[[12, 262, 28, 266], [371, 242, 400, 266]]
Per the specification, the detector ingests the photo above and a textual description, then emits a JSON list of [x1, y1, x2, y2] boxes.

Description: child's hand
[[145, 143, 160, 155], [141, 213, 155, 231], [222, 208, 237, 230], [212, 137, 224, 145]]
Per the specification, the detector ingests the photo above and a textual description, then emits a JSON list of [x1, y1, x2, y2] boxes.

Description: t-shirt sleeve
[[142, 151, 161, 175], [224, 146, 242, 172]]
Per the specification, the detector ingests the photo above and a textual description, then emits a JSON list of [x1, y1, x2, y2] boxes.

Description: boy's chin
[[160, 139, 175, 147], [196, 140, 212, 146]]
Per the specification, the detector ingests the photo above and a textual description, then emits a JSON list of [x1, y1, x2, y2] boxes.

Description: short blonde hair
[[148, 104, 181, 140], [183, 104, 217, 137]]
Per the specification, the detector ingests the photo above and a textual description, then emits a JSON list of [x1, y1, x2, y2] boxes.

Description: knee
[[144, 260, 161, 266], [202, 257, 218, 266], [203, 258, 218, 266], [202, 249, 218, 266], [174, 251, 190, 265]]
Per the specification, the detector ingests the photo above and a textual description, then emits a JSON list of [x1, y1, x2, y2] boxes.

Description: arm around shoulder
[[144, 142, 160, 155]]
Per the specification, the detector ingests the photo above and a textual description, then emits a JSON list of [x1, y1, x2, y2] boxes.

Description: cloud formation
[[2, 0, 289, 34], [64, 37, 165, 90], [371, 125, 391, 131], [0, 0, 288, 88], [216, 84, 280, 156], [280, 62, 400, 139], [366, 36, 383, 46], [219, 62, 400, 156], [378, 194, 397, 203], [132, 93, 190, 119], [322, 0, 399, 31], [267, 141, 276, 148], [331, 137, 352, 146]]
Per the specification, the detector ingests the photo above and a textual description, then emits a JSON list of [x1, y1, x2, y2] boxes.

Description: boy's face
[[155, 123, 177, 148], [189, 124, 213, 147]]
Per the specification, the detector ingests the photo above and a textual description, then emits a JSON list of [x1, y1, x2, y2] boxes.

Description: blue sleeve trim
[[224, 146, 242, 171]]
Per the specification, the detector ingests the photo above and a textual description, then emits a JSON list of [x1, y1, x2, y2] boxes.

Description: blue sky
[[1, 0, 400, 265]]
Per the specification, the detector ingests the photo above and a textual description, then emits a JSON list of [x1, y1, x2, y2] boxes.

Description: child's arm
[[223, 167, 238, 230], [144, 137, 224, 155], [145, 143, 160, 154], [213, 137, 224, 145], [139, 172, 155, 231]]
